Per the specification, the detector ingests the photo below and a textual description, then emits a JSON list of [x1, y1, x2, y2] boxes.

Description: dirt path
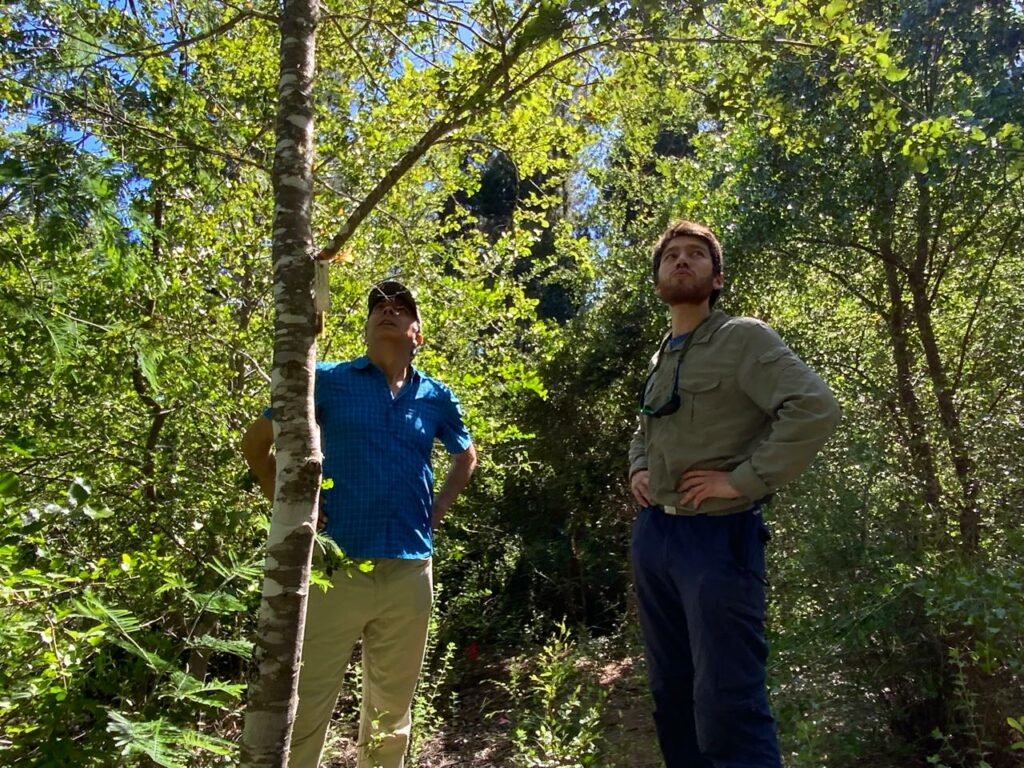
[[591, 655, 663, 768], [323, 649, 662, 767]]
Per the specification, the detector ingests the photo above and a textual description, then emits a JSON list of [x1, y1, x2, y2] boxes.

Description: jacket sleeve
[[628, 345, 663, 478], [628, 418, 648, 478], [727, 323, 841, 500]]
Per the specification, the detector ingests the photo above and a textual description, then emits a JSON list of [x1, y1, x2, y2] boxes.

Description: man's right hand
[[630, 469, 652, 507]]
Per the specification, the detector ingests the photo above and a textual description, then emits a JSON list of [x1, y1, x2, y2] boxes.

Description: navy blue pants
[[631, 506, 781, 768]]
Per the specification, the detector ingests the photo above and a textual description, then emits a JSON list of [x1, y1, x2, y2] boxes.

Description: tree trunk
[[909, 172, 980, 551], [870, 170, 944, 542], [881, 256, 943, 547], [239, 0, 320, 765]]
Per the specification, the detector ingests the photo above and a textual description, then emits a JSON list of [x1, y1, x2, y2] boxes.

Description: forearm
[[432, 448, 477, 524], [733, 378, 840, 499], [734, 329, 841, 498], [241, 416, 276, 501], [730, 398, 839, 499], [433, 464, 473, 516], [248, 453, 276, 501]]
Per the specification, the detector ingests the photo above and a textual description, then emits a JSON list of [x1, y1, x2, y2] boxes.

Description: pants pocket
[[730, 510, 768, 585], [631, 506, 652, 555], [695, 570, 769, 699]]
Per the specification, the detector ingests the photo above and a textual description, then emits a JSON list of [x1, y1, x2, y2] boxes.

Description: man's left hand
[[676, 470, 741, 509], [431, 502, 447, 531]]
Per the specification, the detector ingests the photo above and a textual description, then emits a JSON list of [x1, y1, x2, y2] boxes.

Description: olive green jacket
[[628, 309, 840, 515]]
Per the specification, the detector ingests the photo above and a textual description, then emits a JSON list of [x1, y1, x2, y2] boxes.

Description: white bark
[[239, 0, 320, 765]]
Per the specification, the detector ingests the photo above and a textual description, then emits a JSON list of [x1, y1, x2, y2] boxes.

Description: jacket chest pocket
[[679, 377, 721, 425]]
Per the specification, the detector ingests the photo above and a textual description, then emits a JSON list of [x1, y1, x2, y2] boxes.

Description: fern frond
[[187, 634, 254, 658], [106, 709, 235, 766]]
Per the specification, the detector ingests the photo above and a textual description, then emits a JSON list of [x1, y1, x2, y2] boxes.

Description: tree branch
[[951, 222, 1020, 393], [317, 28, 831, 260], [24, 82, 270, 171], [929, 175, 1019, 304]]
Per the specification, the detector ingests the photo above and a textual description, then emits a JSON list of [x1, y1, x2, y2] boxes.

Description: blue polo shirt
[[267, 357, 472, 559]]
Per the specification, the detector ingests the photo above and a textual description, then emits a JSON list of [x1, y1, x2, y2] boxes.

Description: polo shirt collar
[[353, 354, 421, 382]]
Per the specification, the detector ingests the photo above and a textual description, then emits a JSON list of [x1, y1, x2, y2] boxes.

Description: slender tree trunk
[[134, 197, 170, 510], [131, 363, 170, 506], [870, 172, 944, 540], [881, 257, 943, 545], [239, 1, 320, 765], [908, 172, 980, 551]]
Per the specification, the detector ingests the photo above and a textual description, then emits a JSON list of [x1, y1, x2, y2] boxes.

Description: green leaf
[[822, 0, 847, 20], [68, 477, 91, 507], [0, 472, 19, 498], [106, 710, 232, 766], [134, 334, 164, 393], [909, 154, 929, 174], [164, 669, 246, 707], [83, 506, 114, 520], [3, 441, 33, 458], [188, 591, 248, 614]]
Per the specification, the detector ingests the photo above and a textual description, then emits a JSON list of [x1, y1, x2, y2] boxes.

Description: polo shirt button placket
[[384, 387, 395, 543]]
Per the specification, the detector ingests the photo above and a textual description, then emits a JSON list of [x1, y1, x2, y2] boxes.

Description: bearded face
[[654, 235, 723, 306], [657, 270, 719, 305]]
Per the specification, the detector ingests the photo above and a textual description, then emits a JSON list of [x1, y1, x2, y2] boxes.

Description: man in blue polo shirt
[[242, 280, 477, 768]]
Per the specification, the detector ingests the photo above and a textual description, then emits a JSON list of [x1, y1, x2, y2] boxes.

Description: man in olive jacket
[[628, 220, 839, 768]]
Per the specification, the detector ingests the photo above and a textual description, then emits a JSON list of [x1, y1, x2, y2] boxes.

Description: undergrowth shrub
[[501, 622, 607, 767]]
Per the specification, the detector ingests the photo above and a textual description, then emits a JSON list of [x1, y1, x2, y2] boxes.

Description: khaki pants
[[289, 557, 433, 768]]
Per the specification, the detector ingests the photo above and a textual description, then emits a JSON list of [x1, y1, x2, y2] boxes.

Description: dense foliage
[[2, 0, 1022, 765]]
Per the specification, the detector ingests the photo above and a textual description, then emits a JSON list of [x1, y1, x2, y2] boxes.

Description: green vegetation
[[2, 0, 1022, 765]]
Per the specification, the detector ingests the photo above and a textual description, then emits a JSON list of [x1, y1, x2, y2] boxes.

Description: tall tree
[[238, 0, 320, 764]]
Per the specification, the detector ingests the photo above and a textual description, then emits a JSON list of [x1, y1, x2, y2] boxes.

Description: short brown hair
[[650, 220, 724, 306]]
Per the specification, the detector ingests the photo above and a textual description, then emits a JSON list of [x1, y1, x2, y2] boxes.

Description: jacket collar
[[693, 308, 730, 344], [660, 308, 731, 350]]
